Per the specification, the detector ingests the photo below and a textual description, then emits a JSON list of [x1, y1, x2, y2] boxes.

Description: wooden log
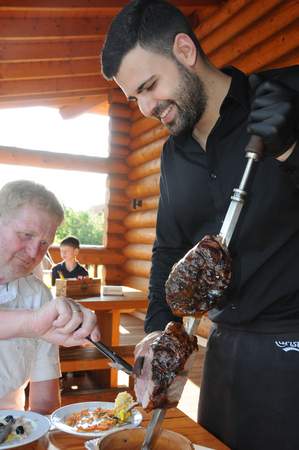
[[123, 244, 152, 261], [0, 145, 128, 174], [0, 38, 102, 62], [229, 20, 299, 73], [106, 174, 128, 190], [108, 89, 127, 104], [102, 265, 124, 283], [200, 0, 283, 56], [128, 138, 165, 167], [0, 89, 105, 108], [124, 259, 151, 278], [109, 117, 131, 134], [109, 104, 131, 119], [123, 276, 149, 293], [269, 47, 299, 70], [104, 233, 127, 249], [126, 173, 160, 199], [129, 196, 159, 212], [106, 206, 128, 221], [210, 2, 299, 68], [129, 158, 160, 181], [109, 131, 130, 147], [195, 0, 251, 40], [0, 15, 113, 39], [0, 75, 109, 97], [108, 144, 130, 158], [0, 58, 100, 82], [125, 227, 156, 244], [124, 210, 157, 229], [49, 246, 126, 265], [106, 220, 126, 235], [130, 116, 157, 139], [107, 188, 129, 207], [131, 125, 168, 150], [132, 106, 143, 122]]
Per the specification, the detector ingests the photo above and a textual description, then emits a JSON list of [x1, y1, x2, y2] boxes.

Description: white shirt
[[0, 275, 61, 410]]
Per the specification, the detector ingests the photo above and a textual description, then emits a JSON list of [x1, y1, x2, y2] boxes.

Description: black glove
[[247, 74, 299, 157]]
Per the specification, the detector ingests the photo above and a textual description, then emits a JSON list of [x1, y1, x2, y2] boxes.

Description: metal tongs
[[86, 336, 133, 376], [141, 135, 264, 450]]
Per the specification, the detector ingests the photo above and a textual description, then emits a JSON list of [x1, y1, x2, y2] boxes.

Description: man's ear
[[74, 248, 79, 257], [172, 33, 197, 67]]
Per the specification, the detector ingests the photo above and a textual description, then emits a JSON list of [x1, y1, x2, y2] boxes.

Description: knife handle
[[245, 135, 264, 160]]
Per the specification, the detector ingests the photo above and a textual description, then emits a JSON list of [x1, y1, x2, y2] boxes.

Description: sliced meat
[[134, 322, 198, 411], [165, 234, 232, 317]]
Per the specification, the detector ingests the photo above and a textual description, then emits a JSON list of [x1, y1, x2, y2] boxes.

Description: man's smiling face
[[115, 44, 207, 135]]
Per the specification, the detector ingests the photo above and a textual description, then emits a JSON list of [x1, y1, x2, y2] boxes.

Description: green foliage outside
[[54, 207, 104, 245]]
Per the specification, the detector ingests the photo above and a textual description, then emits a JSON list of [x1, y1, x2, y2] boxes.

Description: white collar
[[0, 280, 18, 305]]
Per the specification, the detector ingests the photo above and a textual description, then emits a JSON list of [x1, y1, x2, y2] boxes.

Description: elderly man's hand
[[30, 297, 101, 346]]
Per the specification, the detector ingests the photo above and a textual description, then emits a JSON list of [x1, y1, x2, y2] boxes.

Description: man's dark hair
[[60, 236, 80, 249], [101, 0, 205, 80]]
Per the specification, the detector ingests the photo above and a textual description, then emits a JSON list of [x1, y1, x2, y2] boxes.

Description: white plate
[[51, 401, 143, 438], [0, 410, 50, 449]]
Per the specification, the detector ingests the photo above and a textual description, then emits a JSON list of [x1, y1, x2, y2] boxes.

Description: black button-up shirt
[[145, 65, 299, 333]]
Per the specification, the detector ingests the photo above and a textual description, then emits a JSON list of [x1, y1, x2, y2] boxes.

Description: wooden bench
[[60, 344, 135, 372]]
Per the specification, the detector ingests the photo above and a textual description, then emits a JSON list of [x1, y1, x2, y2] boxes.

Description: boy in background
[[51, 236, 88, 286]]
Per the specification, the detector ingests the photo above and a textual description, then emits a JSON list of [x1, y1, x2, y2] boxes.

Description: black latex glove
[[247, 74, 299, 157]]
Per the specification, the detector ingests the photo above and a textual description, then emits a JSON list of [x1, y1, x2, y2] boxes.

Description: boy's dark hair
[[101, 0, 205, 80], [60, 236, 80, 249]]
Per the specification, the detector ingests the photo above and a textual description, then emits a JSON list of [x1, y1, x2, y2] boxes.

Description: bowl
[[98, 427, 194, 449]]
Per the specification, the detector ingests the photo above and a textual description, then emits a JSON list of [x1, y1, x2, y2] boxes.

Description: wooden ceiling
[[0, 0, 224, 117]]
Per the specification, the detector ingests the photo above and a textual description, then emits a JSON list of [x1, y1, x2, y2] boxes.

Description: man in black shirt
[[101, 1, 299, 448]]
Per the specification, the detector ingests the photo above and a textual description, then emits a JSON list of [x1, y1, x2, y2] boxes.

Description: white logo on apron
[[275, 341, 299, 352]]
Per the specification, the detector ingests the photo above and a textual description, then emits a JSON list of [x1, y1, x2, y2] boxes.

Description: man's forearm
[[0, 309, 35, 339]]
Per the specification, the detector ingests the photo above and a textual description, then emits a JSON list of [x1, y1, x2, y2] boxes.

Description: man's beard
[[153, 60, 207, 135]]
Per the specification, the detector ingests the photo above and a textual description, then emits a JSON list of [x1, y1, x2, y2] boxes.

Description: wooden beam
[[0, 146, 128, 174], [0, 16, 112, 39], [59, 96, 107, 119], [0, 38, 102, 62], [0, 75, 108, 97], [209, 3, 299, 65], [0, 58, 100, 81], [200, 0, 284, 55], [0, 0, 224, 11], [0, 90, 107, 108]]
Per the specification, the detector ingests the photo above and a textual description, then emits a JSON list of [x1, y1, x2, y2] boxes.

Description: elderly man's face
[[0, 204, 59, 283]]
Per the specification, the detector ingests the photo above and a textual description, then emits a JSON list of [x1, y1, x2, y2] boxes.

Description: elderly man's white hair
[[0, 179, 64, 223]]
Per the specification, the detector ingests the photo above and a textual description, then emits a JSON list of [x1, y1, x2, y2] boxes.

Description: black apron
[[198, 322, 299, 450]]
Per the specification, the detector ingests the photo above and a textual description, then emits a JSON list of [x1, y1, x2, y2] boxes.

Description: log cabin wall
[[114, 0, 299, 292], [103, 89, 131, 286]]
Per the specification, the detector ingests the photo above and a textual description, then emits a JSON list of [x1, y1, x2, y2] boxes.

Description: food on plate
[[113, 391, 134, 422], [64, 392, 135, 433], [0, 415, 34, 445], [134, 322, 198, 411], [165, 234, 232, 316]]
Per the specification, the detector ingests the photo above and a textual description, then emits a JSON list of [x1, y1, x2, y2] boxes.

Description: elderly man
[[0, 180, 100, 412]]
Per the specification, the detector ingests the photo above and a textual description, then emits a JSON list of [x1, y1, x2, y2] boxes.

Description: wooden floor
[[61, 313, 207, 422]]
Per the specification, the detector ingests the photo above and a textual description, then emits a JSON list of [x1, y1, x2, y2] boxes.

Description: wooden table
[[23, 392, 230, 449], [77, 286, 148, 347]]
